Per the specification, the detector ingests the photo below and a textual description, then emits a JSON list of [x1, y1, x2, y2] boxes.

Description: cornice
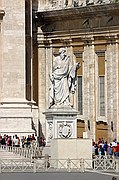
[[37, 3, 119, 21]]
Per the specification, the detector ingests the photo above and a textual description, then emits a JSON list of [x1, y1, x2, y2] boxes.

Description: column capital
[[81, 36, 94, 46], [105, 35, 119, 44]]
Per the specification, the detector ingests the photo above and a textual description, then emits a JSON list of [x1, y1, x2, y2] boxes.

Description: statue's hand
[[49, 73, 54, 82], [76, 62, 80, 69]]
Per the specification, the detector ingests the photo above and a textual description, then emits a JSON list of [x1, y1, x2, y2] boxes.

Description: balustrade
[[38, 0, 116, 11]]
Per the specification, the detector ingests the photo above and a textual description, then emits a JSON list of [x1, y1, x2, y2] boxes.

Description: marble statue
[[49, 47, 80, 108]]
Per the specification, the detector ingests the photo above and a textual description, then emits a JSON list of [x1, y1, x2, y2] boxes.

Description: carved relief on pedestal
[[58, 121, 72, 138], [47, 122, 53, 141]]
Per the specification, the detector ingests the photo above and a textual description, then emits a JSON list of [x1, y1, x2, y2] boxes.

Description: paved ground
[[0, 172, 118, 180]]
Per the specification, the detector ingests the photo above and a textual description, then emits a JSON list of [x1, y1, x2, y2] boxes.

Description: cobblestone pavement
[[0, 172, 118, 180]]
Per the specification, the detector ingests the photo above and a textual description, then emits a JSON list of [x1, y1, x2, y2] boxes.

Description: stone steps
[[0, 149, 25, 159], [0, 145, 51, 161]]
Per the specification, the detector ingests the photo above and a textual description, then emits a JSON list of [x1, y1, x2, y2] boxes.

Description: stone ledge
[[43, 108, 78, 116]]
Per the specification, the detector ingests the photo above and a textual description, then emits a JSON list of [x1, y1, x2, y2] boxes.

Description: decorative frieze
[[38, 0, 116, 11]]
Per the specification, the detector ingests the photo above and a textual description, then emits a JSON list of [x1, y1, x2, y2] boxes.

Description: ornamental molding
[[47, 122, 53, 141], [58, 121, 72, 138]]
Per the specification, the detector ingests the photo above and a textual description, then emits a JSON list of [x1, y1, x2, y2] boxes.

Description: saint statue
[[49, 47, 80, 108]]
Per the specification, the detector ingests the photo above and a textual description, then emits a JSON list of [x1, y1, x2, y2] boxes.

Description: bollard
[[115, 158, 119, 173], [45, 154, 50, 170], [0, 161, 1, 174], [80, 158, 85, 173], [33, 160, 36, 173], [67, 159, 71, 172]]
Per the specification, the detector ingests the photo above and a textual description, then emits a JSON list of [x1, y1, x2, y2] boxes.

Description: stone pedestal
[[0, 99, 38, 138], [51, 139, 92, 169], [51, 138, 92, 159], [44, 107, 78, 144]]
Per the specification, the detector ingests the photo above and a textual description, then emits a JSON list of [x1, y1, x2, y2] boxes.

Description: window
[[78, 76, 83, 115], [99, 76, 105, 116]]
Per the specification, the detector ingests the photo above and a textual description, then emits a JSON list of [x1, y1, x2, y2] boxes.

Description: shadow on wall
[[32, 0, 39, 106]]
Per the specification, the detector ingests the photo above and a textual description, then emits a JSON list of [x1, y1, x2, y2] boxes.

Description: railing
[[0, 157, 119, 173], [0, 145, 119, 173]]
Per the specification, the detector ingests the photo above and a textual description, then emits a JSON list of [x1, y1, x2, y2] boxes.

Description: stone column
[[88, 39, 96, 140], [106, 36, 119, 142], [2, 0, 26, 101], [0, 1, 4, 102], [0, 0, 37, 137], [115, 38, 119, 141], [106, 38, 114, 142], [83, 38, 96, 140], [83, 42, 90, 136], [111, 37, 119, 141]]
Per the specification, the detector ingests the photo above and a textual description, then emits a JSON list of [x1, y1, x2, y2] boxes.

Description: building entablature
[[37, 3, 119, 21], [37, 33, 119, 48], [36, 3, 119, 45]]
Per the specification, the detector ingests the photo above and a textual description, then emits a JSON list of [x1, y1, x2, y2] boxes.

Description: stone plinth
[[51, 138, 92, 168], [0, 99, 38, 137], [43, 107, 78, 144]]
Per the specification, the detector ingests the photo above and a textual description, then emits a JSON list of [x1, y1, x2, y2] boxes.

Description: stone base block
[[0, 100, 38, 138], [51, 138, 92, 168]]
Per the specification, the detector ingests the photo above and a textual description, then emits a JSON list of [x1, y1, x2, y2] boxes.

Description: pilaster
[[106, 36, 116, 142], [37, 33, 47, 136], [81, 37, 96, 140]]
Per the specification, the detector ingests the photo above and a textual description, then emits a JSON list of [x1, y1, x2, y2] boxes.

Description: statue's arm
[[76, 62, 81, 70]]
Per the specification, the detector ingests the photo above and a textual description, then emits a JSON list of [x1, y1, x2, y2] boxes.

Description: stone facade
[[0, 0, 119, 143], [36, 0, 119, 142]]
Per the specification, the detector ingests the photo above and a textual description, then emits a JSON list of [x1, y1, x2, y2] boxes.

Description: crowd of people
[[0, 134, 46, 150], [1, 134, 119, 158], [92, 138, 119, 158]]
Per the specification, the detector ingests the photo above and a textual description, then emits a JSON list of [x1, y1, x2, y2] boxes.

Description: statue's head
[[59, 47, 66, 54]]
